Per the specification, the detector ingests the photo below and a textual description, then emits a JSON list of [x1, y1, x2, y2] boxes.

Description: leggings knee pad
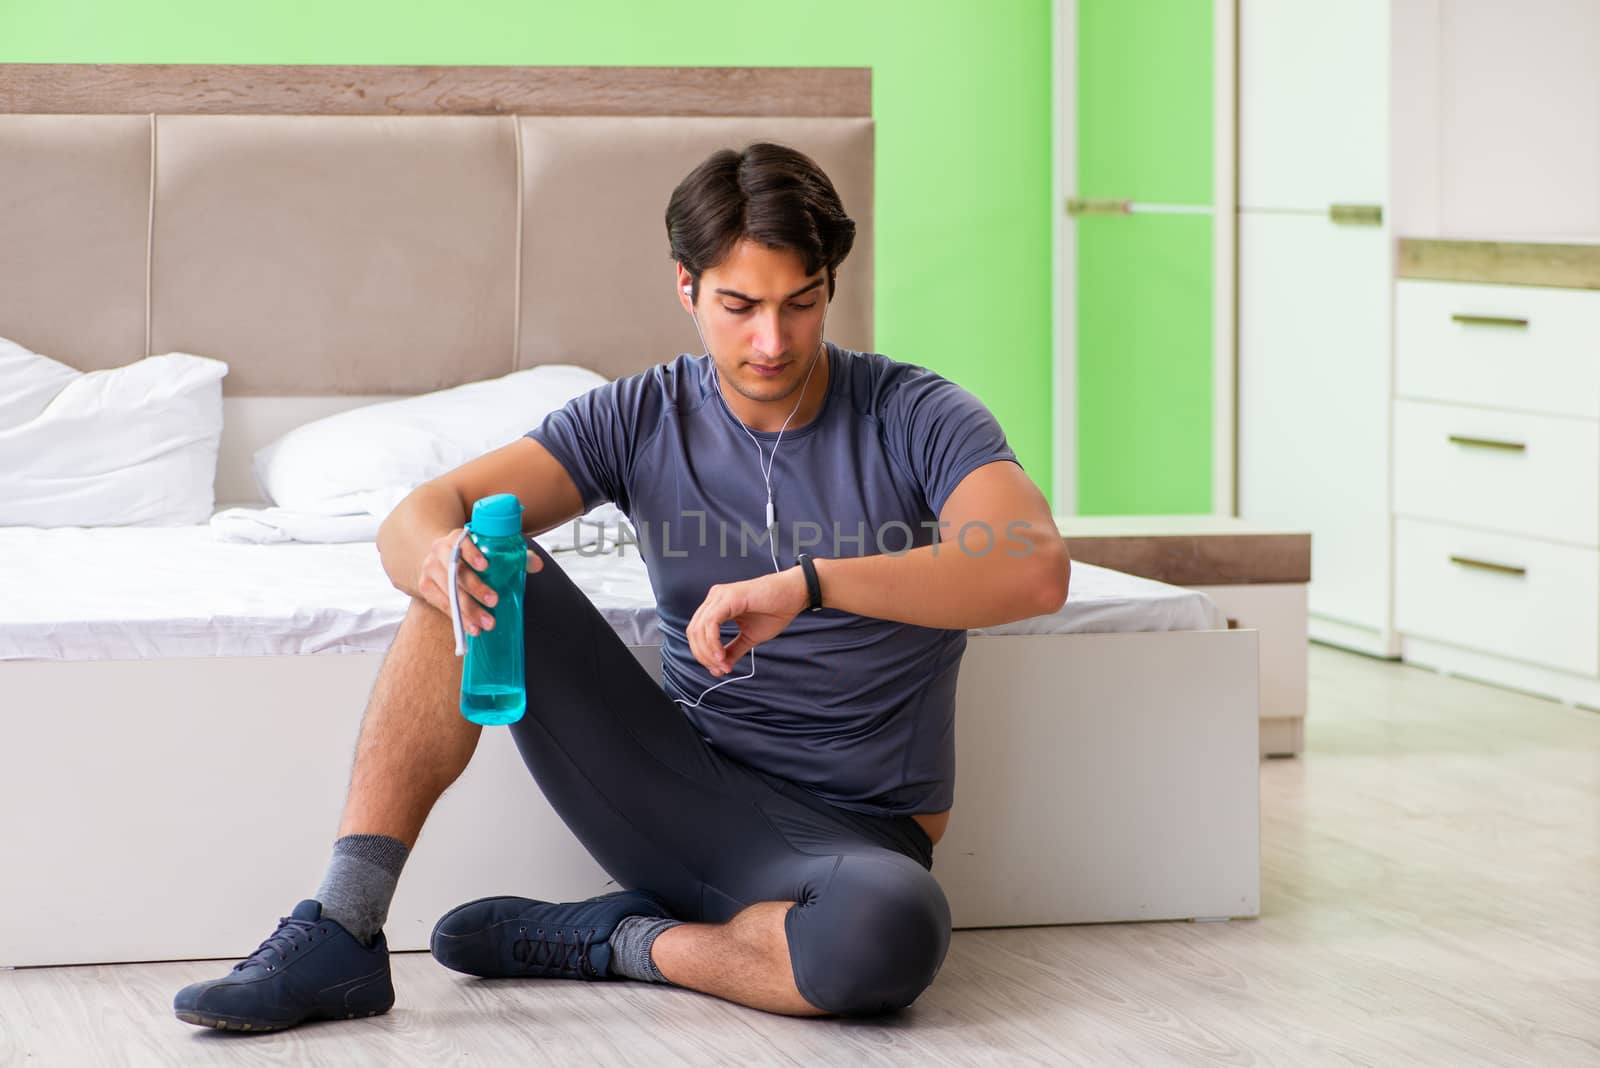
[[785, 852, 953, 1016]]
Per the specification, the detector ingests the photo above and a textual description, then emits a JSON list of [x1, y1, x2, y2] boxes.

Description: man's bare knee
[[359, 598, 471, 736], [399, 595, 456, 645], [376, 598, 463, 680]]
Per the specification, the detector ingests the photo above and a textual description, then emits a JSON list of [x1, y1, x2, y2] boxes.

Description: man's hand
[[415, 527, 544, 636], [686, 566, 809, 677]]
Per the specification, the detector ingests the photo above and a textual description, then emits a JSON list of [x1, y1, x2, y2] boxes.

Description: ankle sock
[[607, 914, 683, 983], [313, 833, 410, 946]]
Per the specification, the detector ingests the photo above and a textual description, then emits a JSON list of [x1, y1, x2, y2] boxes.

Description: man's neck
[[721, 345, 831, 433]]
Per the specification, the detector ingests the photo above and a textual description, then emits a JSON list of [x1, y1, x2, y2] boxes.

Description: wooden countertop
[[1398, 238, 1600, 290]]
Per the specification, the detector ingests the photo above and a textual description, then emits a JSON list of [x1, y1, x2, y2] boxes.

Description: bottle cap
[[469, 493, 523, 538]]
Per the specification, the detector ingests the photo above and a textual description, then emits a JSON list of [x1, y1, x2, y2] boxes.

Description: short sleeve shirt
[[526, 342, 1020, 816]]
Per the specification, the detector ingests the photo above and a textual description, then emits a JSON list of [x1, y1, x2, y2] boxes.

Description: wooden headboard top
[[0, 63, 871, 116]]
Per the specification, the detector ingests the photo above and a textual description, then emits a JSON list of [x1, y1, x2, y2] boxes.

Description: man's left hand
[[686, 566, 809, 677]]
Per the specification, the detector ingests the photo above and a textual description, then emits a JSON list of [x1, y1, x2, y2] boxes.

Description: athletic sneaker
[[430, 889, 672, 980], [172, 900, 394, 1032]]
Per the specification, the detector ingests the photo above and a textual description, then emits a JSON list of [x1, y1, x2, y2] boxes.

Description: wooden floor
[[3, 645, 1597, 1066]]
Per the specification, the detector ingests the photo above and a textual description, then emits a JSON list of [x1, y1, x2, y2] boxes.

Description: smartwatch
[[795, 553, 824, 612]]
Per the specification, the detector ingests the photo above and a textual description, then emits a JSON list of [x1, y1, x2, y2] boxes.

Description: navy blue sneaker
[[173, 900, 394, 1032], [430, 889, 673, 980]]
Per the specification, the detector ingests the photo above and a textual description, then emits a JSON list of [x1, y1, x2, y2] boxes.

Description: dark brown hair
[[666, 142, 856, 302]]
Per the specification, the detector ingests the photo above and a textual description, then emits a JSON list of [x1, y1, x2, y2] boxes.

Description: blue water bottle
[[458, 493, 527, 725]]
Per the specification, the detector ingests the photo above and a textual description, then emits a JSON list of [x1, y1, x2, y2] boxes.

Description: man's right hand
[[415, 527, 542, 636], [376, 439, 576, 614]]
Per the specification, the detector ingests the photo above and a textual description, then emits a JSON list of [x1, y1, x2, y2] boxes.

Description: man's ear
[[676, 265, 695, 311]]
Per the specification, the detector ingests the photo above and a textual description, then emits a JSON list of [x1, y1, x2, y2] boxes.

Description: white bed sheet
[[0, 526, 1225, 661]]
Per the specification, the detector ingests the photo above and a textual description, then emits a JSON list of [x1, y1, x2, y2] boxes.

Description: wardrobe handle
[[1447, 434, 1526, 453], [1451, 314, 1529, 328], [1449, 555, 1526, 578], [1066, 197, 1130, 217], [1328, 203, 1382, 226]]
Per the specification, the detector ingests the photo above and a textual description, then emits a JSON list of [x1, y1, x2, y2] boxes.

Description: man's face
[[677, 238, 829, 413]]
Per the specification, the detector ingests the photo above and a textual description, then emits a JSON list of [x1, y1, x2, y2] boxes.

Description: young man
[[173, 143, 1069, 1031]]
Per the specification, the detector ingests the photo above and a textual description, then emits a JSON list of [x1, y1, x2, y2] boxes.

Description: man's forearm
[[376, 481, 471, 599], [809, 524, 1070, 630]]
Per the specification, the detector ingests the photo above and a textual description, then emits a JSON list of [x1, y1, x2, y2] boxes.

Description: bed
[[0, 63, 1260, 968], [0, 526, 1228, 661]]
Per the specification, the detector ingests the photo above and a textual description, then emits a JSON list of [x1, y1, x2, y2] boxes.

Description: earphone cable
[[671, 290, 828, 709]]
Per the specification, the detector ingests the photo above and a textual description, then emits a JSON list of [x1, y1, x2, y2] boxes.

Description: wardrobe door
[[1238, 0, 1389, 212], [1237, 0, 1391, 650], [1238, 213, 1390, 631], [1074, 0, 1215, 514], [1076, 212, 1214, 514]]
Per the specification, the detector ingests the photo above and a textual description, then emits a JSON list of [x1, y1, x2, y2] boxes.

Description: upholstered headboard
[[0, 64, 874, 502]]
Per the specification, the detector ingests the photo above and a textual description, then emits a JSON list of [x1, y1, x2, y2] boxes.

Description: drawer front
[[1394, 517, 1599, 676], [1393, 399, 1600, 547], [1395, 280, 1600, 418]]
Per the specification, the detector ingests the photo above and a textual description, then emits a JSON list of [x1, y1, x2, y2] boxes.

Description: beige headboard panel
[[516, 116, 872, 378], [0, 114, 151, 373], [148, 114, 522, 394], [0, 65, 873, 396]]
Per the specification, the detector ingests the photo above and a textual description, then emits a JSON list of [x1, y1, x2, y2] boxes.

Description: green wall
[[0, 0, 1057, 504]]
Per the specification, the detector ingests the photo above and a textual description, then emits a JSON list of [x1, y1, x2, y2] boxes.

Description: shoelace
[[232, 915, 324, 973], [511, 925, 599, 978]]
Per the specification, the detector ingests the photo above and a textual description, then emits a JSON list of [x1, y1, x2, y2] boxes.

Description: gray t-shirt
[[526, 341, 1019, 816]]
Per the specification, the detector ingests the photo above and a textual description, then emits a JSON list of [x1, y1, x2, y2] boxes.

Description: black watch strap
[[796, 553, 824, 612]]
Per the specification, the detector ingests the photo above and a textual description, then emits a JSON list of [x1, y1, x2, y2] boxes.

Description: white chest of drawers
[[1392, 263, 1600, 706]]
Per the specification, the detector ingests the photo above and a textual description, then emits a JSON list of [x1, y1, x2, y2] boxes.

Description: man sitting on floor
[[173, 142, 1070, 1031]]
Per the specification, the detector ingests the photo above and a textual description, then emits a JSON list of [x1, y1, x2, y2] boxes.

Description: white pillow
[[253, 364, 609, 513], [0, 336, 80, 430], [0, 341, 229, 527]]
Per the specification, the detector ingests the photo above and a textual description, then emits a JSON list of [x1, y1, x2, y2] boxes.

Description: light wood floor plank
[[2, 646, 1597, 1066]]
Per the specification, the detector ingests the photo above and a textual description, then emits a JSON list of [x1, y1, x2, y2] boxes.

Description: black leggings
[[503, 542, 952, 1016]]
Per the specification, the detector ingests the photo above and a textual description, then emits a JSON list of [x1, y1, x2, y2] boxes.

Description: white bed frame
[[3, 629, 1258, 967]]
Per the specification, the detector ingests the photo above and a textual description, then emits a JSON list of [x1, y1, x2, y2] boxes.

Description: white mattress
[[0, 525, 1226, 661]]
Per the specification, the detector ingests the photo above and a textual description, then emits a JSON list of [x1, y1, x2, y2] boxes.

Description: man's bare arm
[[809, 460, 1070, 630], [376, 436, 587, 601]]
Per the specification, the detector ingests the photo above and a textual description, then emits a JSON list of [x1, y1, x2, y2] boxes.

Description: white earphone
[[670, 277, 828, 710]]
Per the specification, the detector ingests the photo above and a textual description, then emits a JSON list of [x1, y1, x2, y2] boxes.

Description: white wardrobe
[[1236, 0, 1397, 655]]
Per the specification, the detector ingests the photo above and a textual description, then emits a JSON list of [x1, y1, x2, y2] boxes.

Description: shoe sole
[[174, 1007, 389, 1032]]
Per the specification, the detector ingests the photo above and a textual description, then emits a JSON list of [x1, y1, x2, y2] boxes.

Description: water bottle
[[460, 493, 527, 725]]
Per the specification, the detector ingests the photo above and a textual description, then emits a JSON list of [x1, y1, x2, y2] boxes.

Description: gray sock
[[607, 915, 683, 983], [313, 834, 410, 946]]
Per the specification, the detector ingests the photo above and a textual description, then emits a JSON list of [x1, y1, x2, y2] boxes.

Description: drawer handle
[[1449, 554, 1527, 578], [1447, 434, 1526, 453], [1450, 313, 1529, 329]]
